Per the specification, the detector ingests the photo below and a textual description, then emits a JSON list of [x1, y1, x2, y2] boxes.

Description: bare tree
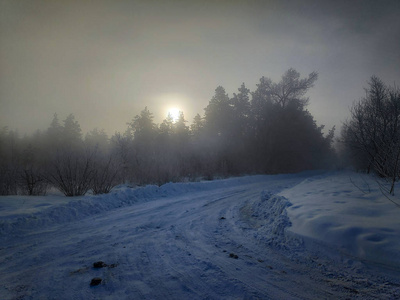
[[342, 76, 400, 194], [91, 155, 120, 195], [19, 167, 48, 195], [47, 148, 95, 196]]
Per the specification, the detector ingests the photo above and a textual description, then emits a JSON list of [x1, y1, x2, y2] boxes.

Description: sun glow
[[168, 107, 180, 122]]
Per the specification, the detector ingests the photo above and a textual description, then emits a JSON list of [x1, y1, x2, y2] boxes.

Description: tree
[[249, 69, 332, 173], [84, 128, 119, 194], [250, 76, 274, 136], [155, 113, 176, 184], [203, 86, 235, 175], [204, 86, 233, 138], [231, 83, 251, 136], [0, 128, 20, 195], [63, 113, 82, 148], [342, 76, 400, 194], [91, 153, 119, 195], [188, 114, 206, 179], [190, 114, 204, 137], [127, 107, 157, 141], [174, 111, 189, 138], [44, 114, 97, 196], [0, 69, 335, 190], [153, 111, 192, 184], [110, 132, 134, 184], [19, 132, 48, 195], [85, 128, 109, 152], [173, 111, 190, 178], [47, 113, 63, 148], [159, 114, 174, 136], [269, 68, 318, 109], [47, 148, 95, 196], [126, 107, 158, 184]]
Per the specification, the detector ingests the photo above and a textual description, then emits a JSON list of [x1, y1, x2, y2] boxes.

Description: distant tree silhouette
[[47, 113, 63, 148], [126, 107, 158, 184], [231, 83, 251, 136], [0, 128, 20, 195], [110, 132, 134, 184], [127, 106, 157, 141], [85, 128, 109, 152], [189, 114, 206, 179], [229, 83, 252, 173], [190, 113, 204, 136], [0, 68, 336, 194], [84, 128, 119, 194], [204, 86, 233, 138], [62, 114, 82, 148], [44, 115, 91, 196], [249, 69, 333, 173], [270, 68, 318, 109], [173, 111, 191, 179], [19, 132, 48, 195], [203, 86, 235, 175], [156, 113, 176, 184]]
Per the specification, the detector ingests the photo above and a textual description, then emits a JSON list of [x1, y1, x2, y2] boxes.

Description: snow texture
[[1, 171, 400, 299], [281, 171, 400, 269]]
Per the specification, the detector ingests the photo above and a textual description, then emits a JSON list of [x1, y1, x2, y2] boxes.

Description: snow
[[280, 171, 400, 269], [1, 171, 400, 299]]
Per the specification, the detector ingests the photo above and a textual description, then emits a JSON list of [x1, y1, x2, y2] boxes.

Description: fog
[[1, 0, 399, 135]]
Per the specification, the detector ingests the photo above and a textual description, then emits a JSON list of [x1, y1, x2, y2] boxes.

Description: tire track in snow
[[2, 172, 393, 299]]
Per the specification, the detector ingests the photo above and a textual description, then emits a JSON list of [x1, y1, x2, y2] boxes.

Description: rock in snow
[[90, 278, 102, 286]]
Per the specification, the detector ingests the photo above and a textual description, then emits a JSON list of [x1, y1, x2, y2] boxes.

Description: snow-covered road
[[1, 172, 399, 299]]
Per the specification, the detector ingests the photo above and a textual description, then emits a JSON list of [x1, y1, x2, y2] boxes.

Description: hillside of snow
[[1, 171, 400, 299]]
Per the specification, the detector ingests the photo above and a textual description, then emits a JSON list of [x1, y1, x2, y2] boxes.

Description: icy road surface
[[1, 172, 399, 299]]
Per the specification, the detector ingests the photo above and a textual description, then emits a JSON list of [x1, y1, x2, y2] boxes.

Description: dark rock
[[229, 253, 239, 259], [93, 261, 107, 268], [90, 277, 102, 286]]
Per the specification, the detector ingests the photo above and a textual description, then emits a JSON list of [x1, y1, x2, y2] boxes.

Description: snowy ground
[[1, 171, 400, 299]]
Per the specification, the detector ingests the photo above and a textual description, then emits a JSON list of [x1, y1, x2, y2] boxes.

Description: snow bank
[[6, 169, 396, 272], [280, 171, 400, 269], [0, 175, 271, 236], [251, 192, 295, 246]]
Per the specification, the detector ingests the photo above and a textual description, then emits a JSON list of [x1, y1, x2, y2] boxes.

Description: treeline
[[342, 76, 400, 195], [0, 68, 336, 196]]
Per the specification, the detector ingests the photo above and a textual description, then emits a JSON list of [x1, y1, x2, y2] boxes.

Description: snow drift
[[281, 171, 400, 269]]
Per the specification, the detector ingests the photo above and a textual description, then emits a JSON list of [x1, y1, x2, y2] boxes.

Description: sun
[[168, 107, 180, 122]]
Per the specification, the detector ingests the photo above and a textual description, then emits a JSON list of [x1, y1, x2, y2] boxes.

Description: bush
[[47, 149, 95, 196]]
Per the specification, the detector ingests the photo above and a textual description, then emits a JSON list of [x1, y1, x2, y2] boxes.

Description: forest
[[3, 68, 398, 196]]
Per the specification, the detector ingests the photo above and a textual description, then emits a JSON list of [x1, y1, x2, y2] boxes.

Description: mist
[[3, 4, 400, 299], [0, 68, 338, 196], [1, 0, 400, 136], [1, 0, 400, 195]]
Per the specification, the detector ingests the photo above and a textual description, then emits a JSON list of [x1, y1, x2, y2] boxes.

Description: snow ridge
[[240, 191, 302, 250], [0, 176, 270, 237]]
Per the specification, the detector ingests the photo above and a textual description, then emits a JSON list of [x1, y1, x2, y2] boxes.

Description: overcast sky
[[1, 0, 400, 136]]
